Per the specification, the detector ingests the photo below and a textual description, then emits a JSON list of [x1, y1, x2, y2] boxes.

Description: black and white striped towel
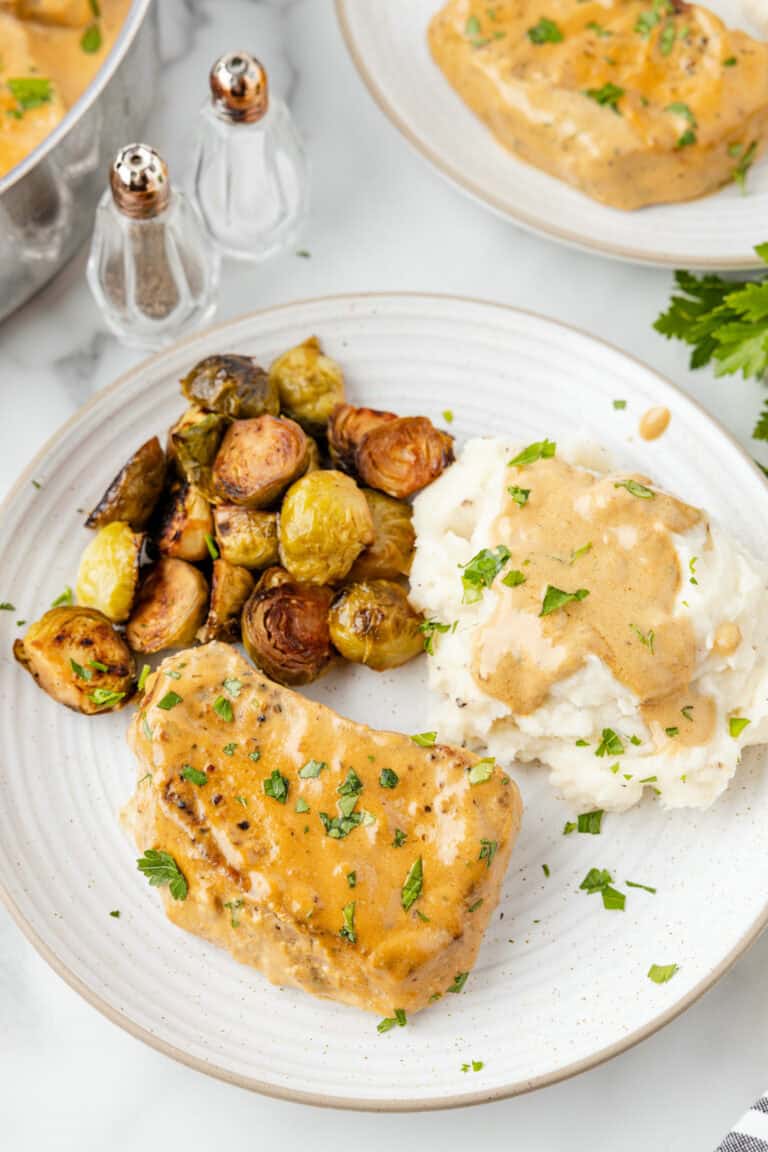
[[717, 1094, 768, 1151]]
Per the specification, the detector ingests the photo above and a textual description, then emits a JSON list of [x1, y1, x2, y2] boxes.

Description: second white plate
[[337, 0, 768, 268]]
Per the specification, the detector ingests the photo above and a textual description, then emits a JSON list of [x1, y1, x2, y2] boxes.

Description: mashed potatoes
[[409, 438, 768, 812]]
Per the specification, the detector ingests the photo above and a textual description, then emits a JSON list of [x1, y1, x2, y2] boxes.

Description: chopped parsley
[[729, 716, 750, 738], [502, 569, 526, 588], [507, 485, 531, 506], [70, 658, 93, 682], [631, 624, 655, 653], [204, 532, 219, 560], [468, 898, 484, 912], [51, 586, 73, 607], [223, 742, 238, 756], [223, 677, 242, 697], [647, 962, 678, 984], [7, 76, 53, 116], [419, 618, 454, 654], [347, 871, 357, 888], [659, 21, 676, 55], [213, 695, 233, 722], [508, 439, 556, 467], [461, 1060, 485, 1072], [442, 409, 454, 423], [540, 585, 589, 616], [181, 765, 207, 787], [459, 545, 511, 603], [157, 691, 182, 711], [339, 901, 357, 944], [295, 797, 310, 814], [665, 726, 679, 738], [468, 757, 495, 785], [542, 864, 550, 877], [613, 399, 627, 410], [627, 880, 657, 894], [109, 909, 120, 918], [681, 705, 694, 721], [224, 899, 243, 928], [136, 849, 187, 901], [479, 838, 498, 868], [595, 728, 624, 757], [527, 17, 563, 44], [138, 664, 151, 692], [723, 56, 737, 66], [614, 478, 655, 499], [89, 688, 125, 710], [0, 602, 14, 611], [319, 810, 364, 839], [401, 857, 423, 910], [379, 768, 399, 789], [377, 1008, 407, 1033], [338, 768, 363, 797], [80, 22, 102, 53], [584, 82, 624, 114], [586, 20, 612, 36], [665, 101, 697, 149], [577, 810, 603, 835], [732, 142, 757, 192], [393, 828, 408, 847], [580, 867, 625, 910], [411, 731, 437, 747], [263, 769, 289, 804], [299, 759, 327, 778], [447, 971, 469, 994]]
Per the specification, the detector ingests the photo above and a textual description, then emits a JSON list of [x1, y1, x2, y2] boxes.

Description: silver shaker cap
[[110, 144, 170, 220], [209, 51, 269, 123]]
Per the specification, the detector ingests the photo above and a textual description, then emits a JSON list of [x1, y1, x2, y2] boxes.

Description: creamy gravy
[[0, 0, 131, 178], [472, 456, 719, 748]]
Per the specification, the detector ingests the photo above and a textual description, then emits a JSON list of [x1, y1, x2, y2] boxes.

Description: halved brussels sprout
[[169, 408, 229, 495], [156, 482, 213, 563], [197, 559, 255, 643], [212, 415, 309, 508], [242, 577, 333, 686], [347, 489, 415, 582], [327, 403, 398, 473], [329, 580, 424, 671], [85, 436, 166, 531], [212, 505, 279, 569], [75, 521, 144, 623], [278, 470, 374, 585], [269, 337, 345, 434], [14, 606, 136, 715], [355, 416, 454, 499], [126, 557, 209, 653], [180, 354, 279, 418]]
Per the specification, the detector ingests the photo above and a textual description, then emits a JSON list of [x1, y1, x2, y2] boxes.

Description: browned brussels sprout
[[347, 489, 415, 582], [278, 470, 374, 585], [85, 436, 166, 531], [212, 505, 279, 569], [197, 559, 255, 643], [180, 354, 279, 418], [75, 521, 144, 623], [329, 580, 424, 671], [14, 606, 136, 715], [269, 337, 345, 434], [212, 415, 309, 508], [169, 408, 229, 495], [242, 578, 333, 686], [255, 565, 293, 590], [355, 416, 454, 499], [327, 403, 398, 473], [156, 482, 213, 563], [126, 557, 208, 653]]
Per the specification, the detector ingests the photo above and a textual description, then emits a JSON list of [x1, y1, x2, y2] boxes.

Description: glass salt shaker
[[87, 143, 219, 349], [192, 51, 308, 261]]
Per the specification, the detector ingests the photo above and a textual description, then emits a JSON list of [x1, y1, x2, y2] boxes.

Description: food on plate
[[409, 438, 768, 811], [14, 605, 135, 714], [348, 490, 415, 582], [126, 642, 522, 1015], [85, 436, 166, 531], [197, 559, 255, 644], [180, 354, 279, 419], [328, 402, 398, 473], [126, 557, 208, 653], [156, 482, 214, 563], [329, 580, 424, 671], [241, 570, 334, 685], [428, 0, 768, 210], [75, 520, 144, 622], [212, 415, 309, 507], [278, 469, 375, 584], [0, 0, 131, 179], [269, 337, 346, 434], [213, 505, 279, 569], [169, 408, 228, 496], [356, 416, 455, 498]]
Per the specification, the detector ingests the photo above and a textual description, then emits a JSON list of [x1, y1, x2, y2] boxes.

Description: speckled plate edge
[[2, 292, 767, 1111], [335, 2, 766, 271]]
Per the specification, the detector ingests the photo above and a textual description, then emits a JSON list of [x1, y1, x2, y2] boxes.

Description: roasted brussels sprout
[[212, 505, 279, 569], [75, 521, 144, 623], [156, 482, 214, 563], [14, 607, 136, 715], [169, 408, 229, 495], [180, 354, 279, 418], [242, 577, 333, 686], [329, 580, 424, 671], [212, 415, 309, 508], [85, 436, 166, 531], [347, 489, 415, 582], [327, 403, 398, 473], [126, 557, 209, 653], [269, 337, 345, 434], [197, 559, 255, 643], [355, 416, 454, 499], [278, 470, 374, 585], [255, 565, 293, 590]]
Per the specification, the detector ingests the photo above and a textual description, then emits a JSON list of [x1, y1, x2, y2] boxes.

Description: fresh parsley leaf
[[507, 485, 531, 506], [442, 409, 454, 423], [319, 810, 363, 839], [419, 618, 453, 654], [596, 728, 624, 757], [659, 21, 676, 55], [338, 768, 363, 797], [665, 726, 679, 738], [729, 716, 750, 737], [411, 731, 437, 747], [584, 82, 624, 114], [393, 828, 408, 847], [586, 20, 611, 36], [109, 909, 120, 918], [563, 821, 577, 835], [447, 971, 469, 994], [479, 838, 498, 868], [580, 867, 613, 892], [181, 765, 207, 787], [213, 695, 233, 722], [648, 962, 678, 983], [51, 586, 73, 607], [401, 857, 423, 910], [263, 770, 289, 803], [601, 885, 626, 910], [377, 1009, 407, 1033], [80, 23, 102, 53], [347, 871, 357, 888], [223, 742, 237, 756], [577, 810, 603, 835], [379, 768, 399, 789], [542, 864, 550, 877], [501, 569, 526, 588], [223, 677, 242, 697], [468, 757, 495, 785], [299, 759, 327, 778], [613, 399, 627, 409], [527, 17, 563, 43], [137, 849, 187, 901], [459, 545, 511, 603], [339, 901, 356, 943], [540, 585, 590, 616], [295, 796, 310, 813], [508, 439, 556, 467], [0, 602, 14, 611], [8, 76, 53, 113], [614, 478, 655, 499]]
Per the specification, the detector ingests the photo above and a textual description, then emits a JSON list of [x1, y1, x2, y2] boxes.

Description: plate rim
[[2, 290, 768, 1111], [334, 0, 764, 271]]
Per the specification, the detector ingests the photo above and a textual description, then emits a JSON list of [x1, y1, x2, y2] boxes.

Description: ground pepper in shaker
[[192, 51, 308, 261], [87, 143, 219, 349]]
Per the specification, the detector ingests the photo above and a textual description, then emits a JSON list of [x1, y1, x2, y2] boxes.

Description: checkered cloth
[[717, 1094, 768, 1151]]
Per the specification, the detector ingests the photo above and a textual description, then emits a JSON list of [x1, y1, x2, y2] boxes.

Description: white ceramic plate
[[2, 294, 768, 1110], [337, 0, 768, 268]]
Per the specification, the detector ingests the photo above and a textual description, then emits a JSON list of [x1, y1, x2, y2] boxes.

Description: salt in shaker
[[192, 51, 308, 261], [87, 143, 219, 349]]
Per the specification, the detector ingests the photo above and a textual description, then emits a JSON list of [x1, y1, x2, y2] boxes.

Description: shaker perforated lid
[[209, 51, 268, 123], [110, 144, 170, 220]]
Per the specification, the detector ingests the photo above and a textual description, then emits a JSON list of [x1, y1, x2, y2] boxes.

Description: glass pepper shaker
[[192, 51, 308, 261], [87, 143, 219, 349]]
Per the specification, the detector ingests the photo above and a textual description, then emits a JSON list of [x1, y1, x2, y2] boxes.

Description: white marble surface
[[1, 0, 767, 1147]]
